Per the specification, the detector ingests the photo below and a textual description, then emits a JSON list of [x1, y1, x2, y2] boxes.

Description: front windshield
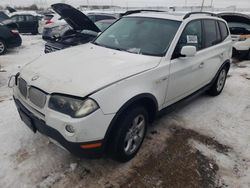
[[94, 17, 181, 56]]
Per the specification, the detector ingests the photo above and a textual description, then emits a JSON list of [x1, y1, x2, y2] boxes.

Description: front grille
[[29, 87, 47, 108], [18, 78, 27, 98], [45, 44, 61, 53], [18, 77, 47, 109]]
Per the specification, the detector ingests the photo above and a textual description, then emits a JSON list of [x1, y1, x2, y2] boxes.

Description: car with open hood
[[44, 19, 116, 53], [42, 4, 117, 42], [44, 3, 115, 53], [219, 12, 250, 60], [12, 11, 232, 162], [0, 19, 22, 55]]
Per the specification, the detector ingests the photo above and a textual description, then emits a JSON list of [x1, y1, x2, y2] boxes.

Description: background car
[[10, 12, 40, 34], [44, 4, 117, 53], [0, 20, 22, 55], [42, 11, 118, 41], [44, 19, 116, 53], [220, 12, 250, 60], [87, 12, 118, 22], [38, 13, 56, 34], [0, 11, 10, 22], [95, 19, 116, 31]]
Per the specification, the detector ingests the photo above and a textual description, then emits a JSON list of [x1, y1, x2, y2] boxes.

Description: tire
[[247, 50, 250, 60], [111, 106, 148, 162], [0, 39, 7, 55], [208, 66, 228, 96]]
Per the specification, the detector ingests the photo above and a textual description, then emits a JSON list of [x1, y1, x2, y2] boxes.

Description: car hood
[[51, 3, 100, 32], [20, 43, 161, 97]]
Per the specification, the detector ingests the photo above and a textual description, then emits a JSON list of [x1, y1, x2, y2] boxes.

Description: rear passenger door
[[200, 20, 230, 84], [25, 15, 38, 33], [11, 15, 26, 33]]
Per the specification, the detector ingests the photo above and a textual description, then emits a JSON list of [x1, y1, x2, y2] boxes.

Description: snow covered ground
[[0, 35, 250, 188]]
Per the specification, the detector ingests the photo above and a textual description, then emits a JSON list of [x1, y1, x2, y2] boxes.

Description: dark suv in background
[[10, 13, 39, 34], [0, 20, 22, 55]]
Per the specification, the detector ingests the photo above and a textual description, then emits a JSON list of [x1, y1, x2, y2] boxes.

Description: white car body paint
[[233, 38, 250, 51], [13, 13, 232, 150]]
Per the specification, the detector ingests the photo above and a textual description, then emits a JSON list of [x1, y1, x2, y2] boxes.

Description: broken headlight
[[49, 95, 99, 118]]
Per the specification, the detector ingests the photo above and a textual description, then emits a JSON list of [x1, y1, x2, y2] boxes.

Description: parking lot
[[0, 35, 250, 187]]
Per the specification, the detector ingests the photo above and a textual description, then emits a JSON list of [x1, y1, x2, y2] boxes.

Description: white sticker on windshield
[[187, 35, 198, 44]]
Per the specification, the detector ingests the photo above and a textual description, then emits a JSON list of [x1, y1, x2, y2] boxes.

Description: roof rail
[[121, 9, 165, 17], [183, 12, 219, 19]]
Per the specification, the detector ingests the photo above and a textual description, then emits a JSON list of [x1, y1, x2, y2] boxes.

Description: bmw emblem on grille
[[31, 75, 39, 81]]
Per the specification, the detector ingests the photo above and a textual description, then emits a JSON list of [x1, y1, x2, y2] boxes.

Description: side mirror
[[180, 46, 197, 57]]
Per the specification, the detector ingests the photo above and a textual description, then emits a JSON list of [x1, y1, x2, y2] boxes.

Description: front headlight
[[49, 95, 99, 118]]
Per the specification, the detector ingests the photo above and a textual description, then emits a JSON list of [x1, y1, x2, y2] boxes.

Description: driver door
[[165, 20, 207, 105]]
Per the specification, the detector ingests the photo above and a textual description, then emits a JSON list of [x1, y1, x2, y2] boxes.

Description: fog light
[[65, 124, 75, 133]]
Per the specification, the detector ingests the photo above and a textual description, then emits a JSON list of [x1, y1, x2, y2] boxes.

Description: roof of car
[[10, 11, 41, 17], [125, 11, 223, 22]]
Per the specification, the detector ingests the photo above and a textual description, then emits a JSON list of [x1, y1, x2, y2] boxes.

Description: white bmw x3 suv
[[12, 11, 232, 162]]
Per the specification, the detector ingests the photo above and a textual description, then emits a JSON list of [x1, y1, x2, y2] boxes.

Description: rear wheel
[[208, 66, 228, 96], [111, 106, 148, 162], [0, 39, 7, 55]]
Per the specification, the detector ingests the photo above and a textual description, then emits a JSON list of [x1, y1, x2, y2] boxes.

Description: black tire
[[111, 106, 148, 162], [208, 66, 228, 96], [0, 39, 7, 55], [247, 50, 250, 60]]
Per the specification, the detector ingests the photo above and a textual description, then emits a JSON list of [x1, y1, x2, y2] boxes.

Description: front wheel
[[208, 66, 228, 96], [111, 106, 148, 162], [0, 39, 7, 55]]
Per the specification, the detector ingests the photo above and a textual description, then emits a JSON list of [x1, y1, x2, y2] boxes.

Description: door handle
[[199, 62, 204, 68]]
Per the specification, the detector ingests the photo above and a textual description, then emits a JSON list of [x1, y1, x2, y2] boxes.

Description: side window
[[95, 15, 115, 21], [203, 20, 217, 48], [215, 21, 222, 43], [26, 15, 35, 22], [13, 15, 25, 22], [219, 21, 229, 41], [87, 15, 95, 22], [173, 20, 202, 58], [11, 16, 18, 22]]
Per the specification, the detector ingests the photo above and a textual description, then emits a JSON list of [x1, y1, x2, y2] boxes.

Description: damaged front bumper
[[14, 98, 104, 159]]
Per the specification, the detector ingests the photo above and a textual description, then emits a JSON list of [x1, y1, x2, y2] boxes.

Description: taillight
[[11, 29, 19, 34], [239, 35, 250, 41], [45, 20, 53, 25]]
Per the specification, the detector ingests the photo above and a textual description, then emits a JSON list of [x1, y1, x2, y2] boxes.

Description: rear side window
[[215, 21, 222, 43], [203, 20, 218, 48], [219, 21, 229, 40]]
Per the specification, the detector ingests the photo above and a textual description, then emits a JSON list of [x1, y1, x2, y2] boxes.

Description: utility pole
[[201, 0, 205, 11]]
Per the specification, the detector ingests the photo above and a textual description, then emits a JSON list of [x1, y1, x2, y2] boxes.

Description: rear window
[[95, 15, 115, 22], [44, 15, 54, 20], [219, 21, 229, 40], [228, 22, 250, 35], [203, 20, 217, 48]]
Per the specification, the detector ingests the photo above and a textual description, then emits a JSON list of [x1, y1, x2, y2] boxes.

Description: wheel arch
[[210, 59, 230, 86], [102, 93, 158, 152]]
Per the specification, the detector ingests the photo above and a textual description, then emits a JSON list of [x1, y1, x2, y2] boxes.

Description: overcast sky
[[0, 0, 249, 8]]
